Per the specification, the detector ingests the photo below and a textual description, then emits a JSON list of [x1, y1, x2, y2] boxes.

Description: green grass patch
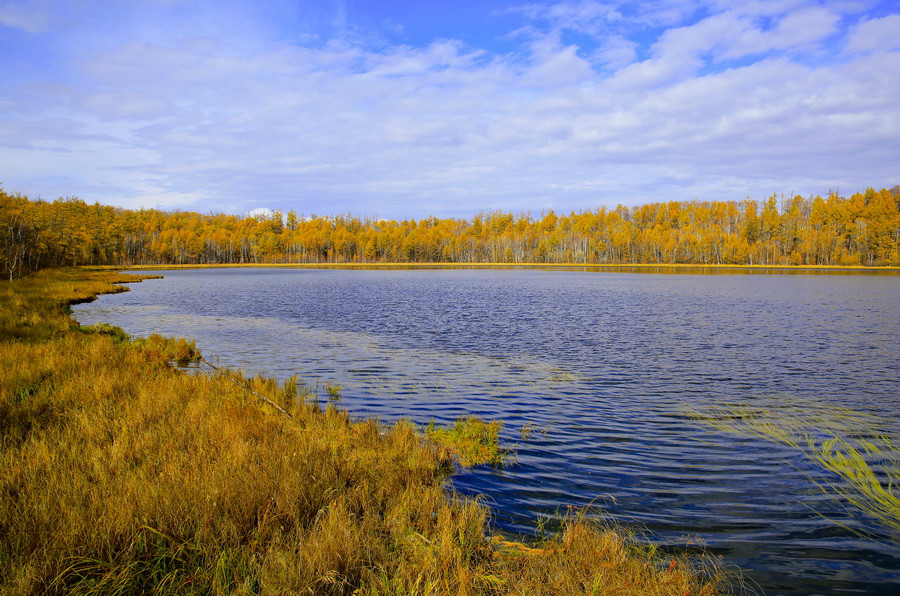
[[426, 416, 506, 468]]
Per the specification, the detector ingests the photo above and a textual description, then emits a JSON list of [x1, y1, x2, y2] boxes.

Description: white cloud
[[79, 91, 173, 121], [706, 0, 808, 18], [248, 207, 275, 218], [845, 14, 900, 53], [511, 1, 616, 33], [0, 1, 897, 216], [592, 35, 638, 69], [523, 45, 595, 86], [0, 0, 53, 33], [643, 6, 840, 69]]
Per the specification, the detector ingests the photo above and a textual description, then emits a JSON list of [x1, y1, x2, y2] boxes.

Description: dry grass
[[0, 268, 155, 342], [1, 268, 728, 595]]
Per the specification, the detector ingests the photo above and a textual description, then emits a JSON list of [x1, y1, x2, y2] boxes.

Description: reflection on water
[[72, 267, 900, 596]]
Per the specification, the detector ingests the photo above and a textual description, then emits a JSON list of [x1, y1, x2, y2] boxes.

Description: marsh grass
[[0, 268, 153, 342], [1, 268, 728, 595], [425, 417, 505, 468], [325, 381, 343, 401], [132, 334, 201, 365], [687, 396, 900, 537]]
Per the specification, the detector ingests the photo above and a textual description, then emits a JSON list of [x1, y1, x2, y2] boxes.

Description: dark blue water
[[73, 267, 900, 595]]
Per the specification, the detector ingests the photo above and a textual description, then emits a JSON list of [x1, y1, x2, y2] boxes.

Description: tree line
[[2, 185, 898, 279]]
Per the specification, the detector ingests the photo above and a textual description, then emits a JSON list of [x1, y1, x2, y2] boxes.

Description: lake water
[[72, 267, 900, 595]]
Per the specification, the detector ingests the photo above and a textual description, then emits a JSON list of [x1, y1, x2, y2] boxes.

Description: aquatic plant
[[325, 381, 342, 401], [687, 395, 900, 536], [425, 416, 506, 468], [132, 334, 202, 365]]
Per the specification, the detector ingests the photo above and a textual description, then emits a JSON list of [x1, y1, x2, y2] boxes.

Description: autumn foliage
[[2, 186, 898, 278]]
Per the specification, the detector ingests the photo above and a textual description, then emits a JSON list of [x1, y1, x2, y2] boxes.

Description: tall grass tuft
[[1, 268, 728, 595], [686, 395, 900, 536], [425, 416, 506, 467]]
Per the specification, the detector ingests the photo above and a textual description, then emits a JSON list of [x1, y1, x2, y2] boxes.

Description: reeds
[[687, 396, 900, 536], [1, 268, 728, 595]]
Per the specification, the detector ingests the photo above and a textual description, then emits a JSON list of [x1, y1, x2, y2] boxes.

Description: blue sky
[[1, 1, 898, 218]]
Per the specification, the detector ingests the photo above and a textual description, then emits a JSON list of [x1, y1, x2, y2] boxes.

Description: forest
[[2, 185, 899, 279]]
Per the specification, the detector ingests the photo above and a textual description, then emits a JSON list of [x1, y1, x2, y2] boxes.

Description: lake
[[72, 267, 900, 595]]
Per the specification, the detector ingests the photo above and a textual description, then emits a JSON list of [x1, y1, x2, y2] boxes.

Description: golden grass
[[686, 396, 900, 536], [0, 268, 158, 342], [1, 268, 728, 595]]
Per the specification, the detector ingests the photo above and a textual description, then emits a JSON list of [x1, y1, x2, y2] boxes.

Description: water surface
[[73, 267, 900, 595]]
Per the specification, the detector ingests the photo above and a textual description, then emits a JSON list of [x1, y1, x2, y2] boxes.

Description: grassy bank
[[1, 268, 726, 595]]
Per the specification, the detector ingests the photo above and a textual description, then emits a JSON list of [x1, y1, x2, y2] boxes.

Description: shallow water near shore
[[73, 267, 900, 595]]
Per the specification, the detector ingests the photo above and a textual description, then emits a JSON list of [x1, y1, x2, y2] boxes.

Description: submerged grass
[[686, 396, 900, 537], [1, 268, 728, 595]]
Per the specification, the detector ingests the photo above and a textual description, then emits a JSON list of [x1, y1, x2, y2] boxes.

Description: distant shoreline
[[90, 262, 900, 273]]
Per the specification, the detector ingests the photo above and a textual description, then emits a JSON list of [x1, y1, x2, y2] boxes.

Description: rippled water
[[72, 267, 900, 595]]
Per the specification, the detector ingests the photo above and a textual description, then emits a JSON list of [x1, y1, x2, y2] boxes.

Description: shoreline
[[91, 261, 900, 273], [1, 268, 728, 595]]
